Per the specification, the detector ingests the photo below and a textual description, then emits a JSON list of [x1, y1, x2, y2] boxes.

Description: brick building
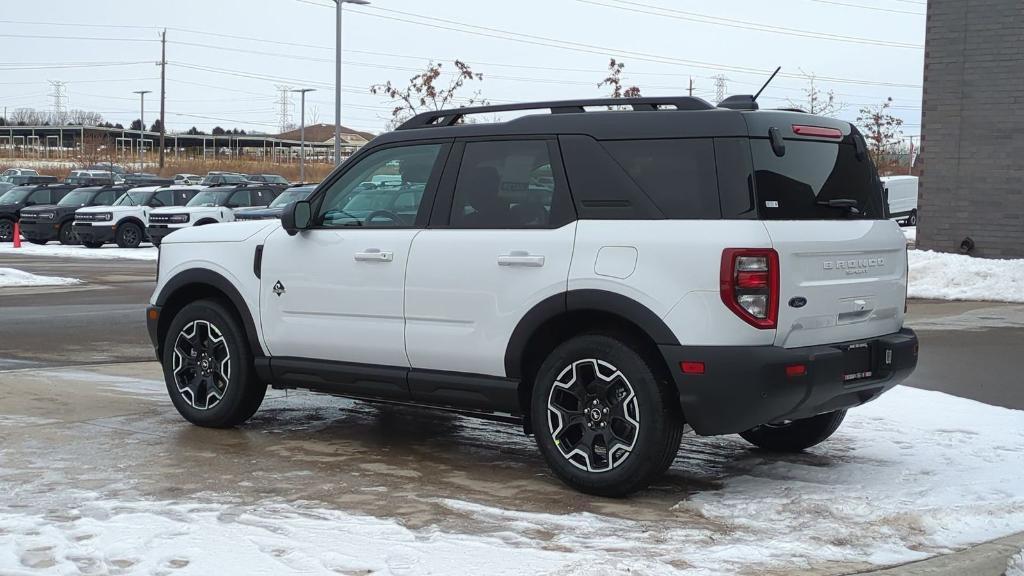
[[919, 0, 1024, 258]]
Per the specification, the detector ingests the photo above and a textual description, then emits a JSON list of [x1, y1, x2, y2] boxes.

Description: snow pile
[[0, 267, 81, 287], [2, 386, 1024, 575], [0, 242, 156, 261], [1008, 550, 1024, 576], [902, 226, 916, 245], [908, 249, 1024, 303]]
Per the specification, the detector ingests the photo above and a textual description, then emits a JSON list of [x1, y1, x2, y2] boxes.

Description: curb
[[851, 532, 1024, 576]]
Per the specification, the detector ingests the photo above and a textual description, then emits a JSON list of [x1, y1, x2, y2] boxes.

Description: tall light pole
[[334, 0, 370, 166], [292, 88, 316, 183], [133, 90, 151, 171]]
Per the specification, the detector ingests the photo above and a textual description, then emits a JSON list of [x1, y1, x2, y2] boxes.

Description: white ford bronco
[[146, 183, 276, 246], [147, 96, 918, 496], [74, 185, 205, 248]]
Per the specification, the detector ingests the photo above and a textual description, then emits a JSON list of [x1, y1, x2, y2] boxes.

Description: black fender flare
[[194, 218, 219, 226], [503, 289, 680, 379], [154, 268, 265, 358], [116, 216, 146, 231]]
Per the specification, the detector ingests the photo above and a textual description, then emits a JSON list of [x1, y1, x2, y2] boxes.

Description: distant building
[[276, 124, 375, 157], [919, 0, 1024, 258]]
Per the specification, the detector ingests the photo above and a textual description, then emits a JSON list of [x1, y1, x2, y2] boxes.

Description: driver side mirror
[[282, 200, 312, 236]]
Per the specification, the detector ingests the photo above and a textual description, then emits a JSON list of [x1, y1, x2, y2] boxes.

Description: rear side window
[[751, 136, 885, 220], [94, 190, 117, 205], [450, 139, 572, 229], [600, 139, 721, 219]]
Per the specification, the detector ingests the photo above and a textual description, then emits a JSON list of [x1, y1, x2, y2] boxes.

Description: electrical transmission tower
[[49, 80, 67, 124], [276, 85, 293, 133], [712, 75, 728, 104]]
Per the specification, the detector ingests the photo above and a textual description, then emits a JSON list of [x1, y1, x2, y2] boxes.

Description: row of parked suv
[[0, 175, 319, 247]]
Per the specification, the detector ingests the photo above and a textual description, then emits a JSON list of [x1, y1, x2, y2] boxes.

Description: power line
[[805, 0, 925, 15], [579, 0, 923, 49]]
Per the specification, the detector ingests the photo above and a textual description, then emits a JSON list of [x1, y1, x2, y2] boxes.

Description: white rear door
[[405, 139, 576, 377]]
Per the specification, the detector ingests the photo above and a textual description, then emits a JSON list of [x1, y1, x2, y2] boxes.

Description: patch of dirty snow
[[909, 250, 1024, 303], [0, 243, 156, 261], [1007, 549, 1024, 576], [0, 267, 81, 287]]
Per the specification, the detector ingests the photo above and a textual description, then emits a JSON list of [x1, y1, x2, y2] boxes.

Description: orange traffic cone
[[13, 221, 21, 248]]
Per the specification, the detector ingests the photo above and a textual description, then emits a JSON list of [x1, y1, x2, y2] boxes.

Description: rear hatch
[[746, 116, 907, 348]]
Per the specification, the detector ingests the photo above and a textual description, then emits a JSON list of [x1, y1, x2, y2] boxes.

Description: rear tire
[[531, 334, 683, 497], [115, 222, 143, 248], [161, 299, 266, 428], [908, 210, 918, 226], [58, 222, 78, 245], [739, 410, 846, 452]]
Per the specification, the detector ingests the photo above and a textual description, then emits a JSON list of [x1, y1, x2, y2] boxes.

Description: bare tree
[[10, 107, 50, 125], [598, 58, 642, 99], [308, 104, 321, 126], [66, 109, 105, 126], [787, 71, 843, 117], [857, 97, 905, 175], [370, 60, 486, 130]]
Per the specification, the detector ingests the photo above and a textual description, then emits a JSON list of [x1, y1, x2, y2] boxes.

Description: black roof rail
[[397, 96, 715, 130]]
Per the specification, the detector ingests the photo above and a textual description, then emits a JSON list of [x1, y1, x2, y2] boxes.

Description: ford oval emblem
[[789, 296, 807, 308]]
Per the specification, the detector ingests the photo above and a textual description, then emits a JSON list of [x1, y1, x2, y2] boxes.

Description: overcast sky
[[0, 0, 925, 137]]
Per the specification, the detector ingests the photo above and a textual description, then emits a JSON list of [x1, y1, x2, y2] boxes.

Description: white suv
[[146, 184, 275, 245], [147, 97, 919, 496], [74, 185, 204, 248]]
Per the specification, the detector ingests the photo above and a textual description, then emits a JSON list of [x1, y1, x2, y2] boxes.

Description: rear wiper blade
[[817, 198, 862, 215]]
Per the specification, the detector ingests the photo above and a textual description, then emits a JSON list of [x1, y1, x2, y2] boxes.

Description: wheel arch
[[154, 268, 264, 360], [194, 218, 219, 226], [506, 289, 681, 421], [116, 216, 146, 231]]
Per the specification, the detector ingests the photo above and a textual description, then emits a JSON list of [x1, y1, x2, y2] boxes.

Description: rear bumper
[[73, 223, 115, 244], [660, 328, 918, 436], [18, 220, 59, 241]]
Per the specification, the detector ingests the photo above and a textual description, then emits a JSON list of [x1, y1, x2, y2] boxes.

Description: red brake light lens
[[721, 248, 779, 329], [680, 361, 705, 375], [792, 125, 843, 139]]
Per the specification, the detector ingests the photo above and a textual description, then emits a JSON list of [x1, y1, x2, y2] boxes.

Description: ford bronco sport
[[147, 96, 918, 496]]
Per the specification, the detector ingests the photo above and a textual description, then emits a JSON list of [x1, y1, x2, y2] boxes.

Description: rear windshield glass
[[751, 136, 885, 220]]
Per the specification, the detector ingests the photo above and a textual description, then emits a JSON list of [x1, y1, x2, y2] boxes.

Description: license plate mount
[[842, 342, 874, 382]]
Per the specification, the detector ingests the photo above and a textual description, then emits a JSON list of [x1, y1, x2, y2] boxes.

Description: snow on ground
[[902, 225, 916, 245], [0, 267, 81, 287], [909, 249, 1024, 303], [2, 386, 1024, 575], [1007, 549, 1024, 576], [0, 242, 156, 261]]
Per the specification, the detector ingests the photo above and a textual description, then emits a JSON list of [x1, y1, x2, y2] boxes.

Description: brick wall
[[919, 0, 1024, 258]]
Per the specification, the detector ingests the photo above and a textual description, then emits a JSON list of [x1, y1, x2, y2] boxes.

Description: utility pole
[[158, 29, 167, 170], [688, 77, 694, 97], [133, 90, 151, 172], [292, 88, 316, 182], [334, 0, 370, 166]]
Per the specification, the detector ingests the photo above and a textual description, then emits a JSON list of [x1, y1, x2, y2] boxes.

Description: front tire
[[58, 222, 78, 245], [162, 299, 266, 428], [739, 410, 846, 452], [115, 222, 143, 248], [531, 334, 683, 497], [0, 218, 13, 242]]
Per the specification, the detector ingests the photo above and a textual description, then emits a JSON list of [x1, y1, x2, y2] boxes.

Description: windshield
[[751, 133, 886, 220], [0, 187, 32, 204], [113, 191, 152, 206], [186, 190, 232, 207], [269, 187, 314, 207], [58, 190, 95, 206]]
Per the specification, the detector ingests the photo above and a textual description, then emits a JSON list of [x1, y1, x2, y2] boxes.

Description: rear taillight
[[721, 248, 779, 329]]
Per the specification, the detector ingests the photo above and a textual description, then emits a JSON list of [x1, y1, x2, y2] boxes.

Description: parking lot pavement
[[0, 253, 155, 370], [1, 362, 1023, 575]]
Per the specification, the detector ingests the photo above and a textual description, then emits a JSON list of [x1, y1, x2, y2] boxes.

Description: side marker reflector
[[680, 361, 706, 375]]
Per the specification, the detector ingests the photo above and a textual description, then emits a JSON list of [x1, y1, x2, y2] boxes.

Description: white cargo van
[[882, 175, 918, 226]]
